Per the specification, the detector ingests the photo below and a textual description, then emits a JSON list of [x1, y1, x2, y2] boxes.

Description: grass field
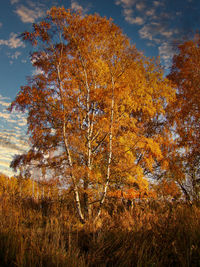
[[0, 192, 200, 267]]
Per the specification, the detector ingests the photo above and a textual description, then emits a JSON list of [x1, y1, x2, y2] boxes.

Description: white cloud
[[139, 25, 154, 41], [0, 112, 12, 120], [116, 0, 145, 25], [158, 42, 174, 69], [9, 33, 23, 48], [119, 5, 145, 25], [0, 130, 29, 176], [0, 140, 24, 154], [7, 51, 21, 60], [126, 16, 144, 25], [0, 97, 27, 131], [0, 33, 25, 49], [136, 3, 145, 10], [8, 51, 21, 64], [0, 160, 11, 168], [115, 0, 175, 47], [146, 9, 155, 16], [14, 126, 21, 131], [139, 22, 175, 44], [0, 94, 10, 101], [70, 0, 89, 13], [153, 1, 164, 7], [0, 162, 14, 176], [160, 30, 173, 38], [146, 42, 156, 47], [1, 154, 13, 161], [15, 4, 45, 23], [0, 100, 10, 107], [115, 0, 136, 7], [123, 8, 132, 17], [10, 0, 20, 4], [1, 134, 28, 176], [71, 0, 83, 12], [11, 51, 21, 59], [7, 118, 19, 123], [0, 146, 17, 155], [18, 121, 27, 127], [0, 92, 29, 176]]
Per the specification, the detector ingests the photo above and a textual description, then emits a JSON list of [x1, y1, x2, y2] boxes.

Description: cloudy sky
[[0, 0, 200, 176]]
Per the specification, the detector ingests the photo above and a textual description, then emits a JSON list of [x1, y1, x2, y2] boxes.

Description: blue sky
[[0, 0, 199, 176]]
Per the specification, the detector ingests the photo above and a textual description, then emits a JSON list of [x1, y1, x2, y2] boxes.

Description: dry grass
[[0, 192, 200, 266]]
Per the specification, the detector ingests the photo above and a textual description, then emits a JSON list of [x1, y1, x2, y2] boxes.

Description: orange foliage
[[9, 7, 175, 221], [166, 34, 200, 201]]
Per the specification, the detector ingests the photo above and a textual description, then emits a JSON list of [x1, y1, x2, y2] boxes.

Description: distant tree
[[9, 7, 174, 223], [167, 34, 200, 201]]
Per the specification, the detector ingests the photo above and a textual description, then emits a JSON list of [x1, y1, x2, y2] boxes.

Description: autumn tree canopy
[[167, 34, 200, 201], [9, 7, 174, 222]]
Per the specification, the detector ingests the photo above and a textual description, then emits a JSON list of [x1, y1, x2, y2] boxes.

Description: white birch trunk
[[57, 61, 85, 223], [83, 63, 95, 218], [95, 76, 115, 220]]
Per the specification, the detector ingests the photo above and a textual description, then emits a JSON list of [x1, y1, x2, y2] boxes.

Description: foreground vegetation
[[0, 187, 199, 267]]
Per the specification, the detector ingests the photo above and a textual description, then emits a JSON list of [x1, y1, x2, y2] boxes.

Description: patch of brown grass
[[0, 192, 200, 266]]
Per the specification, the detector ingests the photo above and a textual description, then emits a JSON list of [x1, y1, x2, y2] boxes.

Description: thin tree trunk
[[95, 76, 115, 221], [79, 60, 96, 218], [82, 61, 95, 219], [63, 121, 85, 223], [57, 60, 85, 223], [83, 64, 91, 219], [178, 182, 191, 202]]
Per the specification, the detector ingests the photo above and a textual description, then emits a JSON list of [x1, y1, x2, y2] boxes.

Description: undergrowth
[[0, 193, 199, 266]]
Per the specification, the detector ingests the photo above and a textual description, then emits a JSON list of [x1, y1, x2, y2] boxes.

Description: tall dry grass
[[0, 191, 200, 266]]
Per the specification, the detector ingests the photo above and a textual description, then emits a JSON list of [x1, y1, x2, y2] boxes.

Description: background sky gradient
[[0, 0, 200, 176]]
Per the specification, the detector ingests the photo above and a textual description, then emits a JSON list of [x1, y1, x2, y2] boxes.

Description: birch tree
[[9, 7, 174, 222]]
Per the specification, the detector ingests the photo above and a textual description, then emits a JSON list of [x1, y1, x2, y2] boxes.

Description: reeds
[[0, 192, 199, 266]]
